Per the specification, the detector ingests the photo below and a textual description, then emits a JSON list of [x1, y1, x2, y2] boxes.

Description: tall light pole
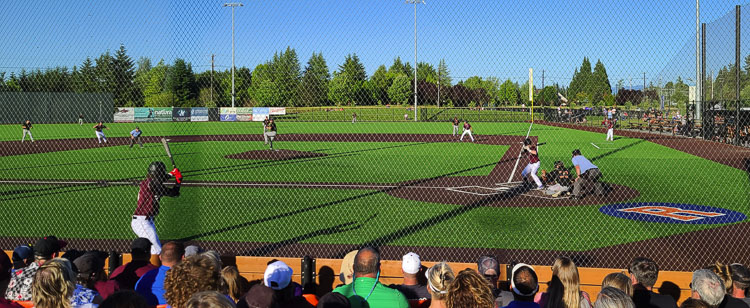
[[406, 0, 424, 121], [223, 2, 243, 108], [695, 0, 701, 120]]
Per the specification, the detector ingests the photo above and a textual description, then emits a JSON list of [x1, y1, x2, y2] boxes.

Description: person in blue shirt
[[134, 241, 184, 306], [130, 127, 143, 149], [570, 149, 604, 200]]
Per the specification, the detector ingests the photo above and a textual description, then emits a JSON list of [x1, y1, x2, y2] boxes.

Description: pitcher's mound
[[226, 149, 328, 161]]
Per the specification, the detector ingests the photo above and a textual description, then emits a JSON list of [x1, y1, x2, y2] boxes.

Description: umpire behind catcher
[[132, 161, 183, 254], [570, 149, 604, 200]]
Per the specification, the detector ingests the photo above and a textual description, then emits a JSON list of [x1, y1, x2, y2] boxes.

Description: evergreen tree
[[298, 52, 329, 106], [388, 74, 412, 105], [77, 57, 98, 93], [273, 47, 301, 106], [111, 44, 139, 106], [166, 58, 198, 106], [417, 62, 438, 84], [437, 59, 452, 87], [328, 54, 368, 105], [368, 65, 390, 105], [592, 59, 612, 103], [498, 79, 520, 105]]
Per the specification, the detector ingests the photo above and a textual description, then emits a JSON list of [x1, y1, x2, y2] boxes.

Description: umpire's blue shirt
[[131, 129, 142, 137], [572, 155, 598, 174]]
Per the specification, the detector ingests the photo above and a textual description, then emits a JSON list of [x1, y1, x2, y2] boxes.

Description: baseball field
[[1, 120, 748, 270]]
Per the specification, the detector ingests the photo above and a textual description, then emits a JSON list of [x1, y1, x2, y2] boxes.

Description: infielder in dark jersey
[[93, 122, 109, 143], [263, 116, 270, 144], [460, 121, 475, 142], [132, 161, 182, 254], [21, 120, 33, 142], [452, 117, 460, 136]]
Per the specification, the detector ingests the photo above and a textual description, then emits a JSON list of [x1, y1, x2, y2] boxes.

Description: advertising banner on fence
[[220, 107, 237, 121], [153, 107, 172, 122], [113, 107, 135, 123], [269, 107, 286, 115], [173, 107, 191, 121], [191, 107, 208, 122], [252, 107, 269, 122], [236, 107, 253, 122], [135, 107, 172, 122], [134, 108, 153, 122]]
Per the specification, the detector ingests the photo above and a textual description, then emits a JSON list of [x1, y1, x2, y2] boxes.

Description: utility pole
[[643, 73, 646, 104], [223, 2, 243, 108], [211, 54, 215, 104], [406, 0, 424, 121], [696, 0, 701, 120], [437, 69, 440, 108]]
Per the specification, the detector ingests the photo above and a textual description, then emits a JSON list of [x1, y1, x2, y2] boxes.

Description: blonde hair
[[186, 291, 237, 308], [165, 254, 224, 308], [550, 257, 582, 308], [446, 268, 495, 308], [601, 273, 633, 297], [426, 262, 455, 301], [221, 266, 249, 302], [32, 258, 75, 308]]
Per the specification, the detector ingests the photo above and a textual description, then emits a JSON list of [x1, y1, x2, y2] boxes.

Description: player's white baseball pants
[[452, 125, 459, 136], [522, 161, 543, 188], [22, 129, 33, 142], [606, 128, 614, 141], [460, 129, 474, 142], [96, 131, 107, 143], [131, 215, 162, 254]]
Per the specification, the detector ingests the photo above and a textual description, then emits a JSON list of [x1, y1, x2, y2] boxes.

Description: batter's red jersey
[[134, 177, 179, 217], [528, 145, 539, 164]]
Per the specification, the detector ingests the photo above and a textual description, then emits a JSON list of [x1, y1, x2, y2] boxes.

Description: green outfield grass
[[0, 121, 746, 252]]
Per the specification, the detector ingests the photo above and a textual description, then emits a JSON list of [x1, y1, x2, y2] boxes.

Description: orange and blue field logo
[[600, 203, 746, 224]]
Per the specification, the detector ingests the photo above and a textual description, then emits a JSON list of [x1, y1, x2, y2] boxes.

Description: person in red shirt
[[460, 121, 475, 142], [132, 162, 182, 255], [521, 138, 543, 190]]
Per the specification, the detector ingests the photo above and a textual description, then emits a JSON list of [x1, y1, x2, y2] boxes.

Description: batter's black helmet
[[148, 161, 167, 176], [523, 138, 532, 146]]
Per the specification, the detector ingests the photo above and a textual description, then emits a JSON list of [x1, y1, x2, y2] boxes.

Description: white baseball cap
[[402, 252, 421, 274], [264, 261, 293, 290]]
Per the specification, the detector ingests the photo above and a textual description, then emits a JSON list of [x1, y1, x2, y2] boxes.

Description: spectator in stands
[[134, 241, 185, 306], [238, 284, 276, 308], [425, 262, 455, 308], [109, 238, 157, 291], [317, 292, 352, 308], [478, 256, 514, 308], [338, 250, 359, 286], [263, 260, 312, 307], [602, 273, 633, 297], [202, 250, 223, 272], [11, 245, 33, 271], [389, 252, 430, 300], [164, 253, 224, 308], [535, 257, 592, 308], [5, 236, 67, 301], [691, 269, 725, 308], [222, 265, 249, 303], [72, 252, 109, 301], [33, 258, 99, 308], [628, 257, 677, 308], [333, 246, 409, 308], [184, 245, 203, 257], [729, 264, 750, 307], [0, 252, 11, 296], [446, 268, 495, 308], [680, 298, 711, 308], [595, 287, 635, 308], [706, 263, 749, 308], [98, 290, 150, 308], [186, 291, 236, 308], [500, 263, 541, 308]]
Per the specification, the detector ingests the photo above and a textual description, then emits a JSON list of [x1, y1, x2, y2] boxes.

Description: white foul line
[[0, 179, 448, 190], [590, 142, 600, 149]]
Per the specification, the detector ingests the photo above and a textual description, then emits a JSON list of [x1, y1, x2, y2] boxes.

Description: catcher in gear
[[132, 161, 182, 254]]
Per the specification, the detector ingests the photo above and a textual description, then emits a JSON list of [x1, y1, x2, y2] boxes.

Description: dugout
[[0, 92, 113, 124], [700, 100, 750, 144]]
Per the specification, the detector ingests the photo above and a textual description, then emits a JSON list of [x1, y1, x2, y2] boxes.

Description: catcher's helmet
[[148, 161, 167, 176], [554, 160, 564, 169], [523, 138, 532, 146]]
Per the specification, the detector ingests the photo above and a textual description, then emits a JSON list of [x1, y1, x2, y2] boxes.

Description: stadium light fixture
[[223, 2, 243, 108], [406, 0, 424, 121]]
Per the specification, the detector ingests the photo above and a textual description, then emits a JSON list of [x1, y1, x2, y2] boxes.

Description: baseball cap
[[184, 245, 204, 257], [12, 244, 33, 269], [402, 252, 421, 274], [131, 238, 152, 255], [339, 250, 358, 284], [264, 260, 292, 290], [73, 252, 105, 275], [34, 236, 67, 257], [572, 149, 581, 156], [478, 255, 499, 276], [510, 263, 539, 296]]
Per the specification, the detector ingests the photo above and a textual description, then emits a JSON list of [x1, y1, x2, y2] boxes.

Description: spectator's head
[[353, 247, 380, 278], [730, 264, 750, 294], [445, 268, 495, 308], [477, 255, 500, 291], [264, 260, 292, 291], [510, 263, 539, 301], [99, 290, 150, 308], [628, 257, 659, 288], [691, 269, 725, 307], [184, 245, 203, 257], [594, 286, 635, 308], [401, 252, 421, 279], [317, 292, 351, 308], [222, 265, 249, 303], [32, 258, 75, 308], [202, 250, 223, 269], [572, 149, 582, 157], [72, 251, 107, 289], [238, 284, 277, 308], [552, 257, 582, 308], [680, 298, 711, 308], [130, 238, 152, 260], [164, 254, 224, 308], [601, 272, 633, 297], [708, 262, 732, 293], [160, 241, 185, 267], [33, 236, 67, 261], [339, 250, 358, 285], [0, 249, 11, 281], [12, 244, 33, 269], [186, 291, 237, 308], [426, 262, 455, 301]]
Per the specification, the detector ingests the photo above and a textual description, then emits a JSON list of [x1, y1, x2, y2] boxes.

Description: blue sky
[[0, 0, 747, 87]]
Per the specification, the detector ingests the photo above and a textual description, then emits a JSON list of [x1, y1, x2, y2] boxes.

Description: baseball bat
[[161, 137, 176, 168]]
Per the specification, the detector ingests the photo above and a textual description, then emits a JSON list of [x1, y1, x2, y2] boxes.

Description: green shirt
[[333, 277, 409, 308]]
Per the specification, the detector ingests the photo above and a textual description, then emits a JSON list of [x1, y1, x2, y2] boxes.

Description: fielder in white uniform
[[460, 121, 475, 142], [93, 122, 109, 143], [21, 120, 34, 142], [606, 119, 614, 141]]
